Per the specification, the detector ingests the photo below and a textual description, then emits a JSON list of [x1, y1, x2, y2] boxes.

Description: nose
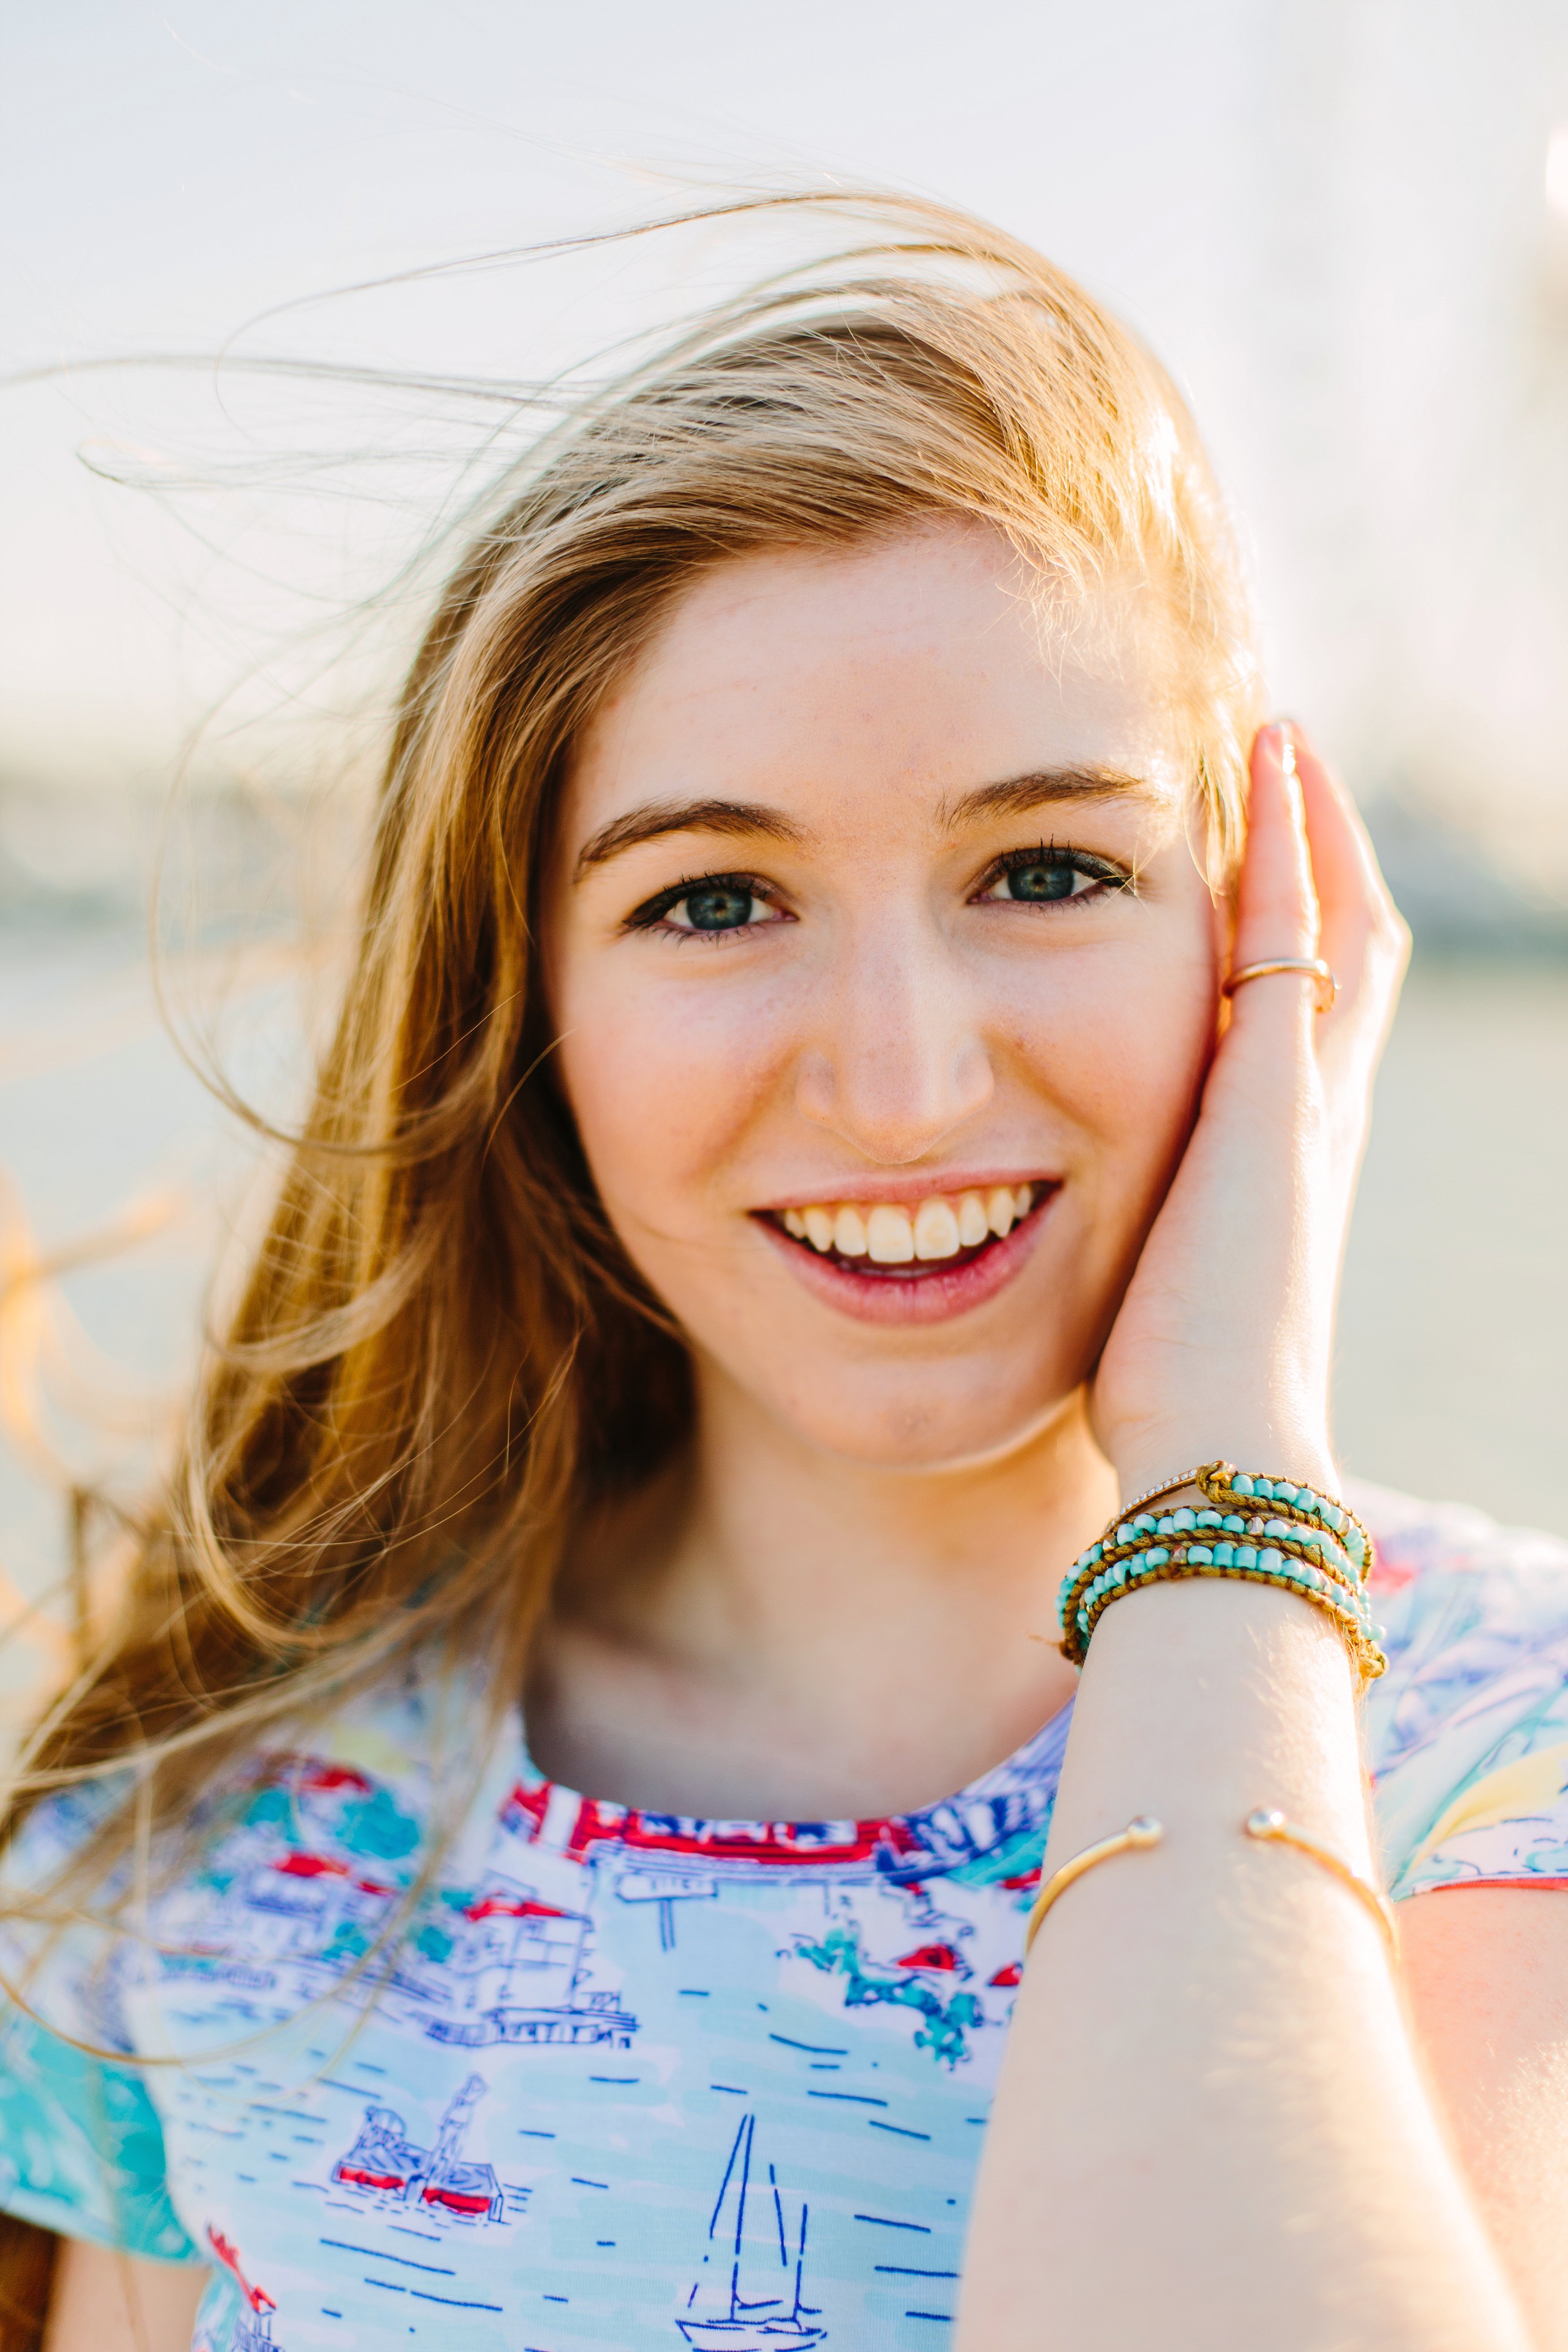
[[793, 917, 995, 1164]]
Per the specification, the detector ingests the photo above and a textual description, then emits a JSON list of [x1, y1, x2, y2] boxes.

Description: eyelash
[[624, 871, 787, 942], [973, 843, 1135, 904], [623, 843, 1135, 941]]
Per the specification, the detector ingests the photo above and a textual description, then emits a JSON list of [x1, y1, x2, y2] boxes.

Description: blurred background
[[3, 1, 1567, 1695]]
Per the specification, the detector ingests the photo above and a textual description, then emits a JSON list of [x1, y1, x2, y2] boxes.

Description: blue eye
[[679, 884, 758, 930], [1001, 862, 1077, 901], [626, 872, 785, 938], [977, 848, 1127, 905]]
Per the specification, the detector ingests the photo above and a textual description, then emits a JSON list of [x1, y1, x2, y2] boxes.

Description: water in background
[[1335, 956, 1568, 1532], [2, 922, 1565, 1693]]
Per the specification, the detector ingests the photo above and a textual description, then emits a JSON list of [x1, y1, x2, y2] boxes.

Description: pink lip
[[754, 1186, 1058, 1325]]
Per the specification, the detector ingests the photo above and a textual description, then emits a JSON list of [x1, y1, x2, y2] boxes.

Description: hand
[[1090, 723, 1409, 1498]]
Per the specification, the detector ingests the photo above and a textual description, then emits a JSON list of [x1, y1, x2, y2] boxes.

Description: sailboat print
[[677, 2113, 826, 2347]]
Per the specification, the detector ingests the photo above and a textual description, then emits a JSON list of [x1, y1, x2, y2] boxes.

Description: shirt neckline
[[504, 1691, 1076, 1868]]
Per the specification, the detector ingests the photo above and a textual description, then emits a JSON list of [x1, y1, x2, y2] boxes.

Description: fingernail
[[1276, 721, 1297, 777]]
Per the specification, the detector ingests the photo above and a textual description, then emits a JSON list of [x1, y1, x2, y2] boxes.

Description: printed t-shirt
[[1, 1484, 1566, 2352]]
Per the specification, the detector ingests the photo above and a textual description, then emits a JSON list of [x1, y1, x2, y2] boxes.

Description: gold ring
[[1221, 956, 1338, 1014]]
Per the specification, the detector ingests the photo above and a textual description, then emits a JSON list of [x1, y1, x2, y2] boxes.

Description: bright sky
[[3, 1, 1566, 884]]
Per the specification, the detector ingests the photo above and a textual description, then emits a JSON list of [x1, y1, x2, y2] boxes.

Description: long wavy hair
[[3, 191, 1261, 1890]]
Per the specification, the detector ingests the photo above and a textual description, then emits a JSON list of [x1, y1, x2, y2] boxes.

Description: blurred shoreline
[[3, 811, 1566, 1679], [7, 774, 1567, 953]]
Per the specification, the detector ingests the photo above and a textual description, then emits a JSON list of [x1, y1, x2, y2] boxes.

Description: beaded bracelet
[[1057, 1462, 1374, 1652], [1060, 1524, 1384, 1681], [1056, 1462, 1387, 1681], [1058, 1461, 1374, 1639], [1077, 1541, 1384, 1681], [1080, 1507, 1372, 1650]]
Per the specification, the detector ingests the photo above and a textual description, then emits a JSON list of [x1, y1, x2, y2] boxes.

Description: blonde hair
[[6, 191, 1260, 1872]]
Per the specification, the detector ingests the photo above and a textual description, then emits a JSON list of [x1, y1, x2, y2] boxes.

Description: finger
[[1216, 724, 1323, 1073], [1230, 723, 1318, 974], [1288, 724, 1408, 1021], [1285, 727, 1370, 1010], [1288, 726, 1382, 912]]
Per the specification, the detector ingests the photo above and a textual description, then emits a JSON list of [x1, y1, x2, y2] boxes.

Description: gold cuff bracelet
[[1243, 1807, 1399, 1957], [1023, 1815, 1164, 1955], [1020, 1810, 1398, 1965]]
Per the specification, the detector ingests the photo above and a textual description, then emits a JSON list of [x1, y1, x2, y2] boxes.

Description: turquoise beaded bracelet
[[1057, 1465, 1373, 1643], [1056, 1462, 1387, 1681]]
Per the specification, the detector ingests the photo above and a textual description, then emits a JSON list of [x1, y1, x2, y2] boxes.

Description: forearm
[[958, 1577, 1530, 2352]]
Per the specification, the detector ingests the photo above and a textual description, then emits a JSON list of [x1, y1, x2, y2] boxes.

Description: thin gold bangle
[[1243, 1808, 1399, 1957], [1115, 1467, 1212, 1517], [1023, 1815, 1164, 1956]]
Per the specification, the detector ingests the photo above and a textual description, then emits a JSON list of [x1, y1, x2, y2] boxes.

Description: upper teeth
[[781, 1185, 1033, 1262]]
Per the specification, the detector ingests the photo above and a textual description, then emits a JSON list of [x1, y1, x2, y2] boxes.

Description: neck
[[533, 1363, 1113, 1822], [677, 1362, 1111, 1672]]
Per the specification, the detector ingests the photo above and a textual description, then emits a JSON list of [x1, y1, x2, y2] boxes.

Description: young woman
[[2, 200, 1565, 2352]]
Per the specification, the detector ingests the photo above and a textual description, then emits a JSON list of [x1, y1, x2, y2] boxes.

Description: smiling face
[[545, 521, 1223, 1470]]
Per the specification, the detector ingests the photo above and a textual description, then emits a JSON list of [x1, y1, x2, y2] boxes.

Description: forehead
[[565, 521, 1188, 843]]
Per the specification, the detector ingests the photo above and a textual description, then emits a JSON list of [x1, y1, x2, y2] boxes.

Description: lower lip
[[754, 1191, 1058, 1326]]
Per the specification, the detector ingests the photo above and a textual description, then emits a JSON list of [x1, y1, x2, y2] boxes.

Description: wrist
[[1055, 1575, 1368, 1849], [1057, 1449, 1383, 1689], [1107, 1425, 1338, 1508]]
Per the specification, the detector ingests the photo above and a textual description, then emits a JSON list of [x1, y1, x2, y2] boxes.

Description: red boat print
[[893, 1942, 965, 1974], [332, 2073, 504, 2223], [462, 1891, 571, 1922], [207, 2227, 282, 2350], [270, 1851, 392, 1897]]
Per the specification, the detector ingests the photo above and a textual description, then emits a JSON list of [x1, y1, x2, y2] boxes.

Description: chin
[[724, 1352, 1087, 1474]]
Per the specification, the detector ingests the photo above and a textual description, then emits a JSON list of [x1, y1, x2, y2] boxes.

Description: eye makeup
[[620, 835, 1134, 944], [971, 842, 1134, 906], [623, 871, 790, 940]]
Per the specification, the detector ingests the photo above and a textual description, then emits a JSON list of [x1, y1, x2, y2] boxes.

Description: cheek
[[1004, 927, 1217, 1189], [553, 957, 788, 1228]]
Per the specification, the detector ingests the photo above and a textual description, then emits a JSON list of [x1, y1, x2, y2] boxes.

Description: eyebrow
[[573, 797, 806, 881], [936, 766, 1163, 830], [571, 767, 1160, 882]]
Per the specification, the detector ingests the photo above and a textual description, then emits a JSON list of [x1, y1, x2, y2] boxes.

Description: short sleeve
[[1357, 1484, 1568, 1901], [0, 1795, 198, 2262]]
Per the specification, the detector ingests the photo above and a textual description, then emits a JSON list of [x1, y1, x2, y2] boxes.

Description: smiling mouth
[[762, 1182, 1049, 1277]]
